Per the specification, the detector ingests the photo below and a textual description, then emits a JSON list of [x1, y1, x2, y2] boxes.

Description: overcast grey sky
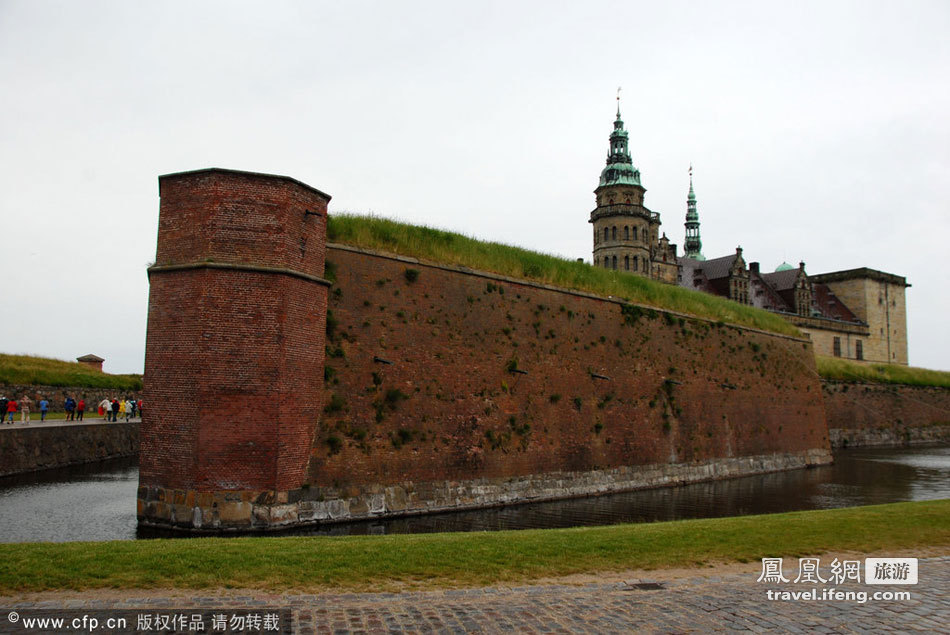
[[1, 0, 948, 373]]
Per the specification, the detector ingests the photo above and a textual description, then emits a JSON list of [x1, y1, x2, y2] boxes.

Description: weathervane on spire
[[616, 86, 622, 116]]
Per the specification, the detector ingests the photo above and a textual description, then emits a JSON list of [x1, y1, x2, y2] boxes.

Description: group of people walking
[[0, 395, 33, 423], [97, 397, 141, 422], [0, 395, 142, 424], [61, 396, 85, 421]]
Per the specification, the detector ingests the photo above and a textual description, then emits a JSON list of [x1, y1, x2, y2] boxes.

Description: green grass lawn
[[817, 355, 950, 388], [0, 354, 142, 391], [327, 214, 801, 337], [0, 500, 946, 593]]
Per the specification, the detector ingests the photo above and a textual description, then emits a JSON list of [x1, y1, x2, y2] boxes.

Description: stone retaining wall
[[828, 425, 950, 449], [0, 422, 139, 477], [137, 448, 832, 532]]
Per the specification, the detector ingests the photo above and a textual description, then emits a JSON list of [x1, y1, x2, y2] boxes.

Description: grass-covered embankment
[[0, 354, 142, 391], [327, 214, 800, 337], [817, 355, 950, 388], [1, 500, 946, 593]]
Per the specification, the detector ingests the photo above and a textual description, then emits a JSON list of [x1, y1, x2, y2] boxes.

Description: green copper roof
[[775, 262, 794, 272], [598, 110, 642, 188], [599, 163, 642, 187], [684, 167, 703, 260]]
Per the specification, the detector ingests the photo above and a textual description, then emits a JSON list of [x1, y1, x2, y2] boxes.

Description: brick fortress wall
[[822, 381, 950, 448], [137, 169, 832, 532], [138, 169, 331, 528], [311, 246, 830, 491]]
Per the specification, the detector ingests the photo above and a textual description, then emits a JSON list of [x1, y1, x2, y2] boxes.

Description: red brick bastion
[[137, 169, 832, 532]]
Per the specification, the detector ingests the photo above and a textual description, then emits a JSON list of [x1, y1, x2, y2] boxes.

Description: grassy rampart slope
[[0, 500, 946, 593], [817, 356, 950, 389], [0, 354, 142, 391], [327, 214, 800, 337]]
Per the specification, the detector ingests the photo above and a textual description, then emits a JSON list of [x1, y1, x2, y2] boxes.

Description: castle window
[[632, 227, 638, 240], [633, 256, 638, 272], [604, 227, 609, 242], [856, 340, 863, 361], [624, 226, 629, 240], [624, 256, 629, 270], [612, 226, 617, 240], [612, 256, 617, 270], [833, 337, 841, 357]]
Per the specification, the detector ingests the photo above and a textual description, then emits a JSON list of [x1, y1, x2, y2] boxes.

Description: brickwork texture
[[140, 169, 330, 496], [312, 246, 830, 490], [823, 381, 950, 447], [137, 169, 835, 531]]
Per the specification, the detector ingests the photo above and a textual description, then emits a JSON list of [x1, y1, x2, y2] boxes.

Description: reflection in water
[[0, 457, 139, 544], [0, 447, 948, 543]]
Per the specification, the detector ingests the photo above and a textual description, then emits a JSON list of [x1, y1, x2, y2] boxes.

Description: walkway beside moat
[[4, 556, 947, 633], [0, 415, 139, 429]]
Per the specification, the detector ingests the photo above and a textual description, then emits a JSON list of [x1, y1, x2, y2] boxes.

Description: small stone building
[[76, 354, 104, 372]]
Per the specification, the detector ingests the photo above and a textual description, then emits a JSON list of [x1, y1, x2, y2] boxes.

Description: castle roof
[[597, 107, 643, 189], [679, 253, 736, 281], [810, 267, 910, 288], [760, 267, 801, 291]]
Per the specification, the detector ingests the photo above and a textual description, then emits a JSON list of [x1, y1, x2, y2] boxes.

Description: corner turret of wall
[[139, 169, 331, 530]]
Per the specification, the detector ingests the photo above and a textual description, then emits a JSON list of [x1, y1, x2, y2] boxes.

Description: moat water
[[0, 445, 948, 543]]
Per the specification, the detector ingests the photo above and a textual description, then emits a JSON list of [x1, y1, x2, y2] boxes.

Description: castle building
[[586, 105, 910, 365], [589, 104, 678, 284], [675, 178, 909, 364]]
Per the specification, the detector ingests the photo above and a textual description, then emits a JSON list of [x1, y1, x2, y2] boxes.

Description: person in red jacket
[[77, 398, 86, 421], [6, 399, 17, 424]]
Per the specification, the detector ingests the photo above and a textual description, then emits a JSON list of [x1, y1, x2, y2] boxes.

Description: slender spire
[[684, 164, 704, 260], [598, 91, 641, 188]]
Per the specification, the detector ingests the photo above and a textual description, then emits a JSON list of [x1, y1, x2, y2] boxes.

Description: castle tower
[[793, 261, 811, 316], [589, 99, 661, 276], [139, 168, 332, 531], [683, 166, 704, 260], [728, 246, 751, 305]]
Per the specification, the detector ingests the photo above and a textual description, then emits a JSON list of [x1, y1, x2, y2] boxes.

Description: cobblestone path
[[3, 557, 947, 633]]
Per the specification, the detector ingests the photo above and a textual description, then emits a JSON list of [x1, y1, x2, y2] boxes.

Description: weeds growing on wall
[[0, 354, 142, 390], [816, 356, 950, 388], [326, 214, 800, 336]]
